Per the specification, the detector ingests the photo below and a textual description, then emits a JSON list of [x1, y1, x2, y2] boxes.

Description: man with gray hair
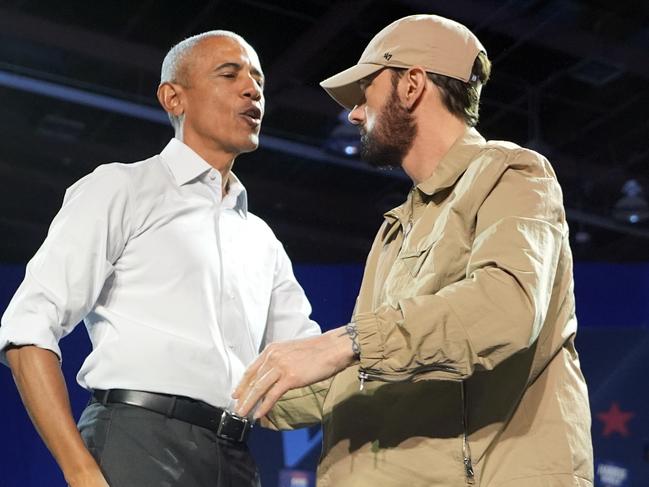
[[0, 30, 319, 486]]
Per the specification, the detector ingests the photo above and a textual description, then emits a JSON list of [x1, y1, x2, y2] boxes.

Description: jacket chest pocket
[[399, 245, 434, 277], [397, 233, 469, 285], [381, 243, 437, 305]]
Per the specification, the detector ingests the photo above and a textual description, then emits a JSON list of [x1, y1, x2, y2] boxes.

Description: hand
[[233, 326, 357, 418]]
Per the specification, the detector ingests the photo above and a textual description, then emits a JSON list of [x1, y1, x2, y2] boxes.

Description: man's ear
[[157, 82, 184, 118], [402, 67, 428, 110]]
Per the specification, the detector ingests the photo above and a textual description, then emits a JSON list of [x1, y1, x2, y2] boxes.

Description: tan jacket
[[267, 128, 594, 486]]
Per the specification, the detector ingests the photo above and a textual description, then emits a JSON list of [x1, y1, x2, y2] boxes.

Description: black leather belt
[[92, 389, 252, 443]]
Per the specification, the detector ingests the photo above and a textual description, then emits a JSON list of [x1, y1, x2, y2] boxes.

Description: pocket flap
[[400, 248, 428, 259], [399, 241, 436, 276]]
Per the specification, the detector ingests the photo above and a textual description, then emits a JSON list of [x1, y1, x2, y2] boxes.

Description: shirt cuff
[[0, 325, 62, 367]]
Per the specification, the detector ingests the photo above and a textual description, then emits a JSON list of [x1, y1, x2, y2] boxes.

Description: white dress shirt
[[0, 138, 320, 409]]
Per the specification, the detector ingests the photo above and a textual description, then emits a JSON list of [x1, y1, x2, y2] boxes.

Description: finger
[[234, 355, 275, 405], [235, 375, 271, 417], [239, 367, 279, 412], [232, 355, 264, 398], [235, 367, 281, 416], [233, 344, 279, 398], [234, 345, 279, 402], [253, 381, 290, 419], [232, 353, 265, 399]]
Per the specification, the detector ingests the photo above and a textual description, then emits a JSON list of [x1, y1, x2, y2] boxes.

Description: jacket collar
[[416, 127, 486, 196], [159, 138, 248, 218], [384, 127, 485, 228]]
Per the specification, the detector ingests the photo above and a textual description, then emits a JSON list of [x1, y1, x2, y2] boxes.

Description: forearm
[[6, 345, 102, 484]]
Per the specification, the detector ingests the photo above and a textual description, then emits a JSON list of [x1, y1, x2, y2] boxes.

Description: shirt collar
[[160, 138, 212, 186], [159, 138, 248, 218], [384, 127, 485, 226], [222, 171, 248, 218]]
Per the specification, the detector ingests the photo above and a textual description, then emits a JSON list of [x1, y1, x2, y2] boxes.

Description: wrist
[[344, 322, 361, 360], [62, 452, 101, 485], [328, 323, 360, 365]]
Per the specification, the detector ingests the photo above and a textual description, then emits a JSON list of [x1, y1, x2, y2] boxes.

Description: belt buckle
[[216, 410, 251, 442]]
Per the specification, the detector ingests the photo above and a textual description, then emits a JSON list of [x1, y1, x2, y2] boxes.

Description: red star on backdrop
[[597, 402, 635, 438]]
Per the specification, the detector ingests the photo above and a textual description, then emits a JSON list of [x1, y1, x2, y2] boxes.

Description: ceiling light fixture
[[613, 179, 649, 224]]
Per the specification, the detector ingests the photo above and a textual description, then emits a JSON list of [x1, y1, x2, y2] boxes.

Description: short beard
[[360, 81, 417, 169]]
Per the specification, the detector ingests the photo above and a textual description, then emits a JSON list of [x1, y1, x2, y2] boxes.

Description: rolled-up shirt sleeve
[[0, 164, 132, 365]]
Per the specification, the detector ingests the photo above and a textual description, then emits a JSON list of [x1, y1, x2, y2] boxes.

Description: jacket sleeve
[[262, 380, 331, 430], [353, 151, 566, 381]]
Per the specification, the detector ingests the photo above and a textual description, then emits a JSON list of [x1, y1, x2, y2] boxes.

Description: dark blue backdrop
[[0, 262, 647, 486]]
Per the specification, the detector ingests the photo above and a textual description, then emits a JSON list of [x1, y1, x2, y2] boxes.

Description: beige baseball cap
[[320, 14, 485, 109]]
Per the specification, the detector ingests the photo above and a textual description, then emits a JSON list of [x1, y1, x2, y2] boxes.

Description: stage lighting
[[323, 110, 360, 157], [612, 179, 649, 224]]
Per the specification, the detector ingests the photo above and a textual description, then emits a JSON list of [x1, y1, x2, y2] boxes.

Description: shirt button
[[209, 172, 217, 181]]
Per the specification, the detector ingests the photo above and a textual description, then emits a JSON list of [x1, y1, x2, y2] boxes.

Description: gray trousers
[[78, 400, 261, 487]]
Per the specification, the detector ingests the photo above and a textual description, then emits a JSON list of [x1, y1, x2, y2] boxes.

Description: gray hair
[[160, 30, 247, 133]]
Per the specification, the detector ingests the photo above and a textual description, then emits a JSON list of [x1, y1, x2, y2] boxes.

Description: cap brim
[[319, 63, 385, 110]]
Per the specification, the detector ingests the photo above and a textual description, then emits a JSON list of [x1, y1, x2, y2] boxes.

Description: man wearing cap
[[0, 31, 320, 487], [234, 14, 593, 487]]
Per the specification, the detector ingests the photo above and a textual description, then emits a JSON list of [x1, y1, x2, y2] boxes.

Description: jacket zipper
[[358, 366, 475, 483], [461, 381, 475, 484], [358, 363, 459, 390], [358, 370, 370, 391]]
